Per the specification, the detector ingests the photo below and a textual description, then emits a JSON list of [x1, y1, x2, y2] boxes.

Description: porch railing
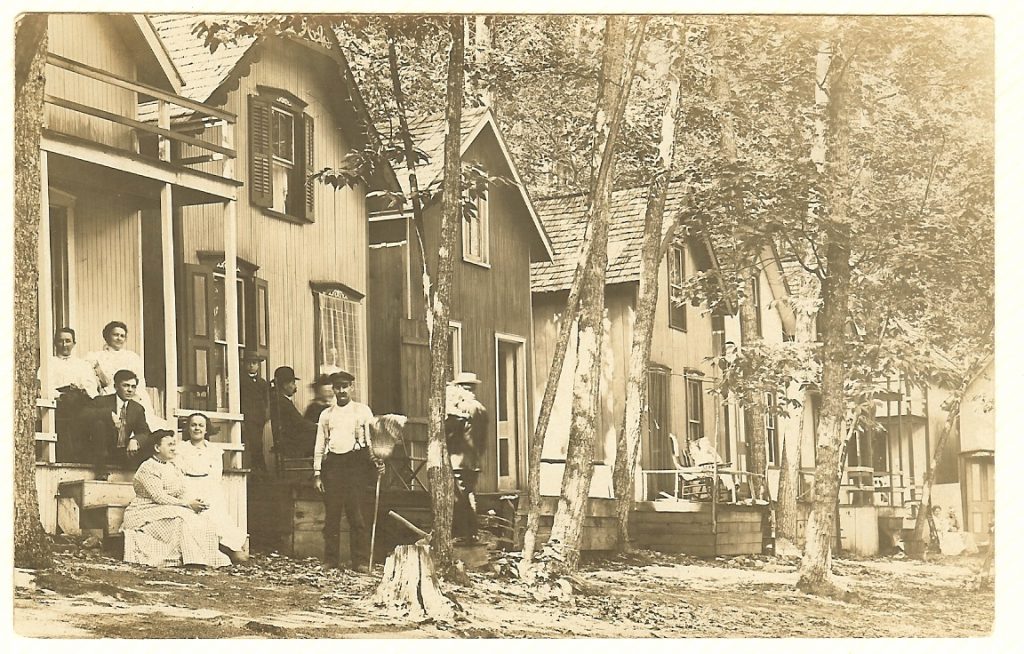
[[44, 52, 236, 178]]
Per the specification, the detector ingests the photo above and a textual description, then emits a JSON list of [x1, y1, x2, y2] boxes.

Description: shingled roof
[[378, 106, 554, 262], [531, 179, 706, 293]]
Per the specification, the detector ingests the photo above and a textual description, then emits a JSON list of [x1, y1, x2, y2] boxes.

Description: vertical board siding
[[46, 15, 137, 151], [178, 41, 368, 412]]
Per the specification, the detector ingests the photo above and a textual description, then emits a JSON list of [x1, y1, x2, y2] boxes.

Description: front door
[[964, 455, 995, 540], [496, 337, 525, 491]]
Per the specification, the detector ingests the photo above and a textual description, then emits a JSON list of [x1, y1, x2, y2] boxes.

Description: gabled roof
[[132, 15, 185, 93], [531, 179, 717, 294], [379, 106, 554, 262]]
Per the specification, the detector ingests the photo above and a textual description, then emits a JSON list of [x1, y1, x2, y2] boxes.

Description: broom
[[367, 414, 408, 569]]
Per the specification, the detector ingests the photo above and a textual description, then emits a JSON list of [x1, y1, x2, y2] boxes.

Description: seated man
[[270, 366, 317, 459], [42, 327, 100, 462], [86, 369, 152, 480]]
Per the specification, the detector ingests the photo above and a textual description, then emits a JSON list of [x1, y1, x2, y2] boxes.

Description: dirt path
[[13, 546, 993, 638]]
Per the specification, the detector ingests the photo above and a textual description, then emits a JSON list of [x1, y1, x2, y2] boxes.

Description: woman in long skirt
[[176, 412, 248, 562], [122, 430, 230, 568]]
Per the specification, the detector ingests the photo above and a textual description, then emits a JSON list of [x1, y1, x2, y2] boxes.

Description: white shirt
[[44, 355, 99, 398], [313, 400, 373, 472]]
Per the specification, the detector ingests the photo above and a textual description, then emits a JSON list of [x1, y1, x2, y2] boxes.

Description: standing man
[[87, 369, 152, 480], [445, 372, 489, 543], [43, 327, 99, 462], [239, 352, 270, 473], [313, 371, 376, 572], [269, 366, 318, 460]]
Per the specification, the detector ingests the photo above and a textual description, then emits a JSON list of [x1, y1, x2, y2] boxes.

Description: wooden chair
[[668, 434, 715, 500], [689, 437, 739, 503]]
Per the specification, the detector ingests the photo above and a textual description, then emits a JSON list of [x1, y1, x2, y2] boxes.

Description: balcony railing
[[44, 52, 236, 182]]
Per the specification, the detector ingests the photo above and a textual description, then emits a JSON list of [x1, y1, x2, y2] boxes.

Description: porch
[[35, 47, 249, 535]]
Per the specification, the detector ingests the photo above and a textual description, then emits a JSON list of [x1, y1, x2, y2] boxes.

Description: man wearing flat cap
[[269, 365, 318, 462], [313, 370, 375, 571], [239, 351, 270, 472]]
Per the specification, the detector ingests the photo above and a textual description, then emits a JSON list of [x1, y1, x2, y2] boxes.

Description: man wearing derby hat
[[239, 351, 270, 472], [445, 371, 488, 543], [269, 365, 318, 462], [313, 370, 376, 571]]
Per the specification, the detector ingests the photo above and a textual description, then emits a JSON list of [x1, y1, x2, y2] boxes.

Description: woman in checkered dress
[[122, 430, 230, 568]]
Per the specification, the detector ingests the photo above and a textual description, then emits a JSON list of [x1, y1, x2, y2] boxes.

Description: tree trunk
[[613, 60, 682, 552], [371, 543, 460, 622], [423, 17, 464, 574], [545, 16, 646, 576], [14, 14, 52, 571], [909, 397, 962, 557], [522, 17, 646, 568], [797, 40, 853, 599]]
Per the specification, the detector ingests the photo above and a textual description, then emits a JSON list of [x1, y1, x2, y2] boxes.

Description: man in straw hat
[[446, 371, 489, 543]]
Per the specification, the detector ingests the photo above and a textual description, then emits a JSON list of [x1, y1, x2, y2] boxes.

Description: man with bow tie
[[87, 369, 152, 480]]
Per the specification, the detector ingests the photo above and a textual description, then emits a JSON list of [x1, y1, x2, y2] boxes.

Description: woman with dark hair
[[176, 412, 248, 562], [86, 320, 154, 417], [121, 430, 231, 568]]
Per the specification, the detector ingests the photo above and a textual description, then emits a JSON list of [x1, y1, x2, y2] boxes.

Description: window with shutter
[[668, 244, 687, 331], [181, 264, 217, 412], [249, 97, 273, 208], [250, 88, 314, 223], [462, 189, 489, 265]]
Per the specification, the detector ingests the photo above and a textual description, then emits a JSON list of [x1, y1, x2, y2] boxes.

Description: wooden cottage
[[367, 106, 555, 503], [150, 16, 398, 557], [530, 180, 792, 555], [34, 14, 246, 537]]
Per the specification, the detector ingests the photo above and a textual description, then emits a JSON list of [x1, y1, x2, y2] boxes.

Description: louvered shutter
[[248, 96, 273, 208], [302, 113, 315, 220], [182, 264, 217, 411]]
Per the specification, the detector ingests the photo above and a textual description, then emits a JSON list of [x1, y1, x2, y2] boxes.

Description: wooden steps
[[56, 479, 134, 538]]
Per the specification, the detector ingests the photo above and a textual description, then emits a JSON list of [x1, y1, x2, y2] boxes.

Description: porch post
[[222, 122, 242, 469], [158, 100, 179, 421], [38, 151, 55, 461]]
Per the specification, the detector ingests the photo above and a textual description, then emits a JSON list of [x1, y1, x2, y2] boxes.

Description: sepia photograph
[[8, 4, 1000, 641]]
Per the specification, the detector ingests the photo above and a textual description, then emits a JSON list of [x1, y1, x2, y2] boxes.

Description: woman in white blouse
[[86, 320, 154, 417], [176, 412, 248, 563]]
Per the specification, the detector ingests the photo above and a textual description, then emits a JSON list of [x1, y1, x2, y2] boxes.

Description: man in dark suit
[[239, 352, 271, 473], [269, 366, 317, 459], [88, 369, 152, 480]]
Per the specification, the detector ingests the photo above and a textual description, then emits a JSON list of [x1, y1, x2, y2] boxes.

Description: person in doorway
[[43, 327, 99, 462], [239, 352, 270, 473], [303, 374, 335, 424], [87, 369, 152, 480], [445, 371, 488, 544], [269, 366, 318, 459], [313, 371, 377, 571]]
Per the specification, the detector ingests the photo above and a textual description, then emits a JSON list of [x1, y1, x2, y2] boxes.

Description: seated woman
[[176, 412, 248, 563], [122, 430, 231, 568], [86, 320, 155, 419]]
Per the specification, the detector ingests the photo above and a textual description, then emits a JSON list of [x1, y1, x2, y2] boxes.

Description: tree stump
[[371, 543, 460, 622]]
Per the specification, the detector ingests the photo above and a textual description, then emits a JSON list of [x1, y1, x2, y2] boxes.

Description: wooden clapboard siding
[[46, 14, 137, 151], [177, 38, 369, 410], [386, 128, 539, 494], [69, 191, 143, 357], [629, 502, 767, 557]]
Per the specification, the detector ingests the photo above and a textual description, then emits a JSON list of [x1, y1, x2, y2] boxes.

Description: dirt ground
[[13, 539, 994, 639]]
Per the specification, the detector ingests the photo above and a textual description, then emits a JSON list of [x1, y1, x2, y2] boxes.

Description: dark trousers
[[322, 451, 370, 566], [54, 389, 90, 463], [453, 468, 479, 539], [90, 426, 148, 477], [242, 420, 267, 472]]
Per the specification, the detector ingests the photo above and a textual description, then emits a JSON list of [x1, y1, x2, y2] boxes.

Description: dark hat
[[329, 370, 356, 385], [311, 373, 333, 388], [241, 351, 265, 362], [274, 366, 299, 383]]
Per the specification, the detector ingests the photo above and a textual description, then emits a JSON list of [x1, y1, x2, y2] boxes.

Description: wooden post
[[222, 121, 242, 468], [37, 150, 55, 461], [158, 99, 178, 421]]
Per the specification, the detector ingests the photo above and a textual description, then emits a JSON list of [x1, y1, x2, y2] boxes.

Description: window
[[711, 313, 726, 357], [686, 376, 704, 442], [182, 257, 268, 412], [750, 274, 763, 338], [463, 190, 490, 265], [668, 244, 687, 331], [764, 392, 779, 465], [49, 205, 72, 335], [446, 321, 463, 382], [313, 289, 365, 402], [249, 89, 314, 222]]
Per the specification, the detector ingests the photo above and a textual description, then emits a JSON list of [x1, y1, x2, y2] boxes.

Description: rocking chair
[[668, 434, 716, 500]]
